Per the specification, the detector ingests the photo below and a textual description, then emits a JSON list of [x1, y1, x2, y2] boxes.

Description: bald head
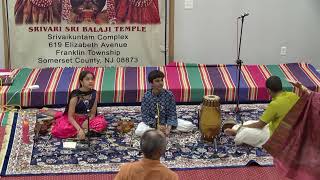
[[140, 130, 167, 160]]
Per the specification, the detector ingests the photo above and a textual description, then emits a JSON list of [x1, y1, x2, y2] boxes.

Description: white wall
[[0, 1, 320, 68], [174, 0, 320, 68], [0, 1, 5, 68]]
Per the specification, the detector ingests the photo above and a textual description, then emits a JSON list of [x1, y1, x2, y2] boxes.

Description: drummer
[[224, 76, 299, 147], [135, 70, 194, 136]]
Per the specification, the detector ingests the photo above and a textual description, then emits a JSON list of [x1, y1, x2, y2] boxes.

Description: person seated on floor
[[115, 129, 179, 180], [135, 70, 194, 136], [40, 70, 107, 140], [223, 76, 299, 147], [264, 79, 318, 180]]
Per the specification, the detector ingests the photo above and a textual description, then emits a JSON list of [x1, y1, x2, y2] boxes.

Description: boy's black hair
[[148, 70, 164, 83]]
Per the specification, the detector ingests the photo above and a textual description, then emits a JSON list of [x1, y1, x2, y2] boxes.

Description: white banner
[[7, 0, 167, 68]]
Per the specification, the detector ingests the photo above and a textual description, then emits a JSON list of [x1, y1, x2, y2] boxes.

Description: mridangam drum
[[199, 95, 221, 142]]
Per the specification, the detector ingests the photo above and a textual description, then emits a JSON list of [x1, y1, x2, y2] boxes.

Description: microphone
[[238, 13, 249, 19], [83, 100, 90, 113]]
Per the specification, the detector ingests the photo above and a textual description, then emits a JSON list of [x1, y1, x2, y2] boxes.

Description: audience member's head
[[266, 76, 283, 96], [140, 130, 167, 160]]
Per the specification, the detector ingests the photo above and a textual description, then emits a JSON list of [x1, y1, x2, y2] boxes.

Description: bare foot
[[224, 128, 237, 136]]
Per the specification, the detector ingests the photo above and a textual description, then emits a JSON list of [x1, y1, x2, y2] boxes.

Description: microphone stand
[[84, 100, 94, 153], [234, 13, 249, 120]]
